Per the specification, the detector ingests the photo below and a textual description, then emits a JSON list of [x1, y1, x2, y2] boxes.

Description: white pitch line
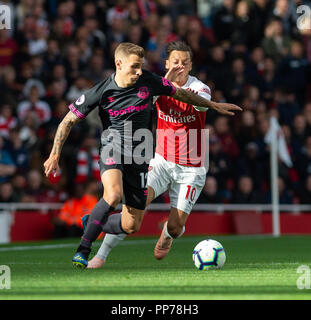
[[0, 235, 277, 253]]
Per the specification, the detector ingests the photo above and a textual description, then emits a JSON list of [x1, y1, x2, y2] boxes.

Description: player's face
[[166, 50, 192, 80], [120, 54, 144, 86]]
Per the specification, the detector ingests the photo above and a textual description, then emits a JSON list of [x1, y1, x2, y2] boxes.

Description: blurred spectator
[[231, 1, 254, 48], [208, 134, 231, 189], [174, 14, 188, 40], [260, 56, 277, 102], [232, 176, 264, 203], [249, 0, 271, 47], [107, 16, 126, 44], [66, 76, 89, 102], [214, 116, 239, 159], [0, 135, 16, 183], [106, 0, 129, 26], [196, 0, 222, 28], [247, 47, 265, 87], [261, 17, 291, 63], [226, 57, 249, 103], [282, 124, 302, 164], [50, 64, 68, 93], [42, 39, 62, 76], [137, 0, 157, 21], [125, 23, 144, 46], [7, 128, 30, 174], [22, 78, 46, 99], [11, 173, 27, 202], [0, 182, 15, 203], [207, 45, 229, 92], [236, 142, 265, 191], [75, 135, 100, 184], [19, 112, 39, 150], [146, 26, 168, 73], [212, 0, 236, 46], [303, 102, 311, 129], [269, 0, 298, 35], [296, 136, 311, 181], [81, 1, 98, 22], [235, 110, 258, 151], [45, 80, 66, 109], [291, 114, 311, 148], [52, 180, 99, 238], [0, 30, 18, 67], [185, 17, 210, 71], [299, 175, 311, 204], [127, 1, 140, 25], [21, 169, 55, 202], [276, 40, 309, 106], [28, 24, 48, 56], [0, 104, 17, 139], [274, 88, 300, 126], [0, 65, 20, 106], [82, 54, 106, 83], [17, 85, 51, 125], [63, 44, 86, 83], [265, 176, 293, 204], [197, 176, 223, 204]]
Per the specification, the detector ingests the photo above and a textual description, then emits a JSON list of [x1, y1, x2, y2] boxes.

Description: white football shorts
[[147, 153, 206, 214]]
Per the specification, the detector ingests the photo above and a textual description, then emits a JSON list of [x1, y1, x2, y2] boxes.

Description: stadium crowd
[[1, 0, 311, 213]]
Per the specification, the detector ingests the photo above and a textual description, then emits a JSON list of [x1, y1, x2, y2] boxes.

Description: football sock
[[78, 198, 115, 256], [96, 233, 127, 261], [164, 224, 185, 239], [101, 213, 127, 234]]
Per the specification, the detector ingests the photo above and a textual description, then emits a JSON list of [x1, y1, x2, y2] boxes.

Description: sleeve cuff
[[68, 103, 86, 119]]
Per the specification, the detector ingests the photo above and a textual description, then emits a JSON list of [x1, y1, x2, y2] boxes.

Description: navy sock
[[78, 198, 114, 256], [102, 213, 127, 234]]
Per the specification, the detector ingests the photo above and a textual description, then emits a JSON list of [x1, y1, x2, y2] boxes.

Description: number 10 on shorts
[[185, 185, 196, 202]]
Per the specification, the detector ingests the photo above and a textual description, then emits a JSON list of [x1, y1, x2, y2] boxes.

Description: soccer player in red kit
[[86, 41, 241, 268]]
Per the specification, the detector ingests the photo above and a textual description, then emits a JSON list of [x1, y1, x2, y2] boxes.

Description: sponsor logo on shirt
[[108, 103, 148, 117], [158, 110, 196, 124]]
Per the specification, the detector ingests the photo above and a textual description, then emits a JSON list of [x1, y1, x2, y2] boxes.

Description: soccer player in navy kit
[[43, 42, 241, 268]]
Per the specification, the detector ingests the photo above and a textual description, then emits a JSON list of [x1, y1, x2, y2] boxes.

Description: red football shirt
[[155, 75, 211, 167]]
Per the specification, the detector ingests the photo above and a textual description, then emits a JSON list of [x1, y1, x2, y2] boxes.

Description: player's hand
[[43, 155, 60, 178], [165, 65, 185, 82], [212, 102, 243, 116]]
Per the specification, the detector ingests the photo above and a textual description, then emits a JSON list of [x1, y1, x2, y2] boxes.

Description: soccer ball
[[192, 239, 226, 270]]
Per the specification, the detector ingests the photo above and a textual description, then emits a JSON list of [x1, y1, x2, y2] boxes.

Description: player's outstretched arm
[[44, 111, 81, 177], [172, 87, 242, 116]]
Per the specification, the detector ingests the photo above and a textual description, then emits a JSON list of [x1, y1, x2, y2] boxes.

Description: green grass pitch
[[0, 235, 311, 300]]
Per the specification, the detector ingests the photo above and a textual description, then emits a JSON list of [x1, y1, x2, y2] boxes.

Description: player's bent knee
[[103, 192, 122, 207], [122, 223, 140, 234]]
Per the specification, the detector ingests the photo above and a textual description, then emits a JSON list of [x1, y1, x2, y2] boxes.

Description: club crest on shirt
[[137, 86, 149, 99], [75, 94, 85, 105]]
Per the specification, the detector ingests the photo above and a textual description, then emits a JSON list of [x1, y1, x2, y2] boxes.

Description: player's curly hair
[[166, 41, 193, 59]]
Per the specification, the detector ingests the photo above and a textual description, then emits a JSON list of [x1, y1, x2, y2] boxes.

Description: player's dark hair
[[166, 41, 193, 60], [115, 42, 144, 58]]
